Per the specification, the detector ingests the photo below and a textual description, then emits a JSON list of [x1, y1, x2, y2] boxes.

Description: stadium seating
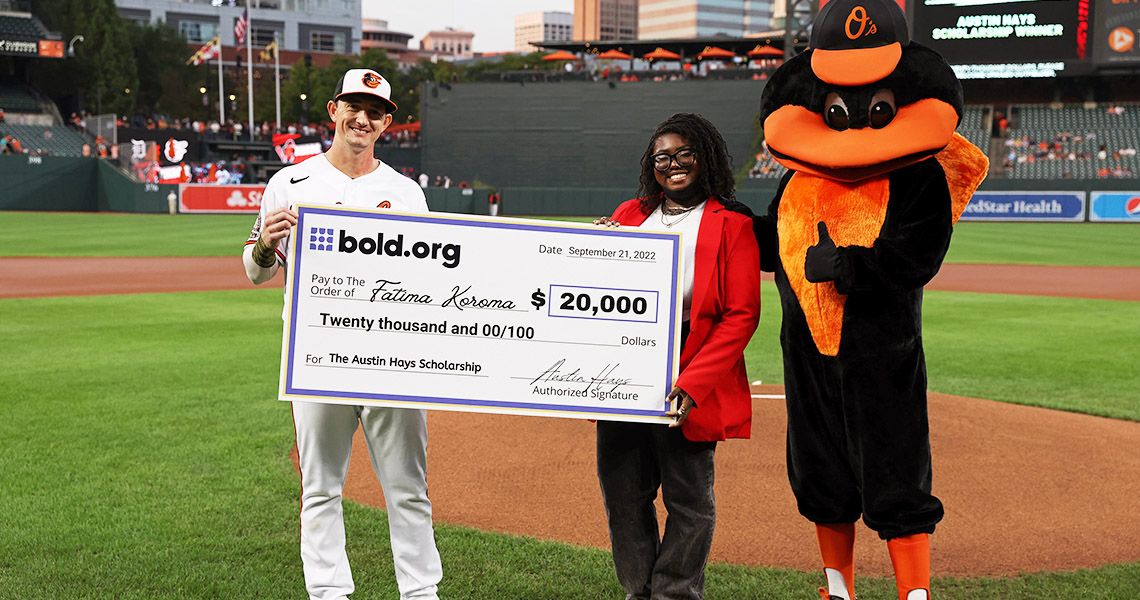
[[0, 123, 89, 156], [0, 83, 42, 113], [1004, 103, 1140, 179], [0, 14, 47, 39]]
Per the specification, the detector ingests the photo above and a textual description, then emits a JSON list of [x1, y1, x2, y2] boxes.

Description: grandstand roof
[[535, 31, 790, 60], [0, 11, 63, 59]]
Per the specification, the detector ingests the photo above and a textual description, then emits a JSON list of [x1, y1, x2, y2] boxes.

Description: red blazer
[[611, 197, 762, 442]]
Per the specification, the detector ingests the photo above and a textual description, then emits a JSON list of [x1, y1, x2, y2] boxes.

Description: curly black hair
[[637, 113, 738, 213]]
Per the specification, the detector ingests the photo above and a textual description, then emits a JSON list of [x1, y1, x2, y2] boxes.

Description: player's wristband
[[252, 238, 277, 268]]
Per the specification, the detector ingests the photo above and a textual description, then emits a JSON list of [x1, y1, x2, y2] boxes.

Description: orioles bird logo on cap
[[845, 6, 877, 40], [362, 72, 382, 88]]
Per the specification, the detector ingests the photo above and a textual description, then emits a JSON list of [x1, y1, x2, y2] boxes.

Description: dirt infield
[[7, 256, 1140, 576], [4, 257, 1140, 301], [336, 388, 1140, 577]]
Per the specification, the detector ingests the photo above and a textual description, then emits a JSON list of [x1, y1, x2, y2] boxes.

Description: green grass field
[[1, 212, 1137, 266], [743, 283, 1140, 421], [2, 291, 1137, 599], [2, 212, 1138, 598]]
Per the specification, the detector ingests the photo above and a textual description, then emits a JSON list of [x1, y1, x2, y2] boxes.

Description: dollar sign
[[531, 287, 546, 310]]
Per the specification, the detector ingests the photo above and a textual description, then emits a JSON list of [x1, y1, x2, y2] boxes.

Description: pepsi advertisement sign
[[1089, 192, 1140, 222], [960, 191, 1086, 221]]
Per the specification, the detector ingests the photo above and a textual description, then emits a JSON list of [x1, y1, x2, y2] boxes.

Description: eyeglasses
[[651, 148, 697, 172]]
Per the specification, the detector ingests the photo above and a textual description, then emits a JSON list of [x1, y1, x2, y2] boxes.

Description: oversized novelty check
[[280, 204, 683, 423]]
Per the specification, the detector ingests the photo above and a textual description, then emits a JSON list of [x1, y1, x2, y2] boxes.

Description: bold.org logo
[[316, 227, 462, 268], [310, 227, 335, 252]]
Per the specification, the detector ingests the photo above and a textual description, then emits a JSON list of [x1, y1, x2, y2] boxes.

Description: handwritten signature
[[529, 358, 632, 393]]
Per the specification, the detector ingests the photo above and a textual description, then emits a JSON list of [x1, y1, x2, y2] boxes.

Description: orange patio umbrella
[[748, 44, 784, 57], [696, 46, 735, 60], [597, 49, 633, 60], [542, 50, 578, 61], [642, 47, 681, 61]]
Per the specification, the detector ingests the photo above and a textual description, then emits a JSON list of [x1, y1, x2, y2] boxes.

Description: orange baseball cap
[[809, 0, 910, 86]]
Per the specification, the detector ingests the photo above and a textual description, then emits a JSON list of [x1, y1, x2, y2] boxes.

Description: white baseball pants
[[292, 401, 442, 600]]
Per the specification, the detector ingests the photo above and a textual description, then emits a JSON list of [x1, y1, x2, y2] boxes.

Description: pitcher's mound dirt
[[337, 386, 1140, 577]]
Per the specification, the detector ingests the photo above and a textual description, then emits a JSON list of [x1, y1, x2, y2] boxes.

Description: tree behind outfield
[[127, 21, 201, 119], [31, 0, 137, 115], [281, 49, 401, 125]]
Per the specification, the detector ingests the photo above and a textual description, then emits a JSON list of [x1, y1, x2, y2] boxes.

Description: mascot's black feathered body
[[753, 1, 988, 599]]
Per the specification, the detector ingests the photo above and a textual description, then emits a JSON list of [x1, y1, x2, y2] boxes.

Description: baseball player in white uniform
[[243, 68, 443, 600]]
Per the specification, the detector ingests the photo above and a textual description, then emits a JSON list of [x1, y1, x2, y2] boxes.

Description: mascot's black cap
[[810, 0, 910, 86]]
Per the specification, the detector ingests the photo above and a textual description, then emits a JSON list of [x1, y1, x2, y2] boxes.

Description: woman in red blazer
[[595, 113, 761, 600]]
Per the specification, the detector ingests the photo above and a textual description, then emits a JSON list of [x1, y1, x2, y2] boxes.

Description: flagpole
[[274, 32, 281, 131], [245, 2, 254, 141], [217, 37, 225, 124]]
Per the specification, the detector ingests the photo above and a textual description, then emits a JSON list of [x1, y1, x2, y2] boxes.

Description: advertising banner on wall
[[1089, 191, 1140, 221], [120, 128, 204, 165], [1093, 0, 1140, 67], [178, 184, 265, 214], [960, 191, 1086, 221]]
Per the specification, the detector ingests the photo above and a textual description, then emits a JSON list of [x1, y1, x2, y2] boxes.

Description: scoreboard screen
[[911, 0, 1092, 79]]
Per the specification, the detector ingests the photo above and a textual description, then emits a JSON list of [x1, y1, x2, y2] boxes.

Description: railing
[[84, 113, 117, 146]]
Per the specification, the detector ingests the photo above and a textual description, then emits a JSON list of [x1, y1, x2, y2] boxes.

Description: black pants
[[596, 421, 716, 600], [783, 338, 944, 540]]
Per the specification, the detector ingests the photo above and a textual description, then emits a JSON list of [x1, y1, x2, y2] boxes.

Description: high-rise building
[[115, 0, 362, 55], [515, 11, 573, 53], [420, 27, 475, 60], [639, 0, 773, 40], [573, 0, 638, 42]]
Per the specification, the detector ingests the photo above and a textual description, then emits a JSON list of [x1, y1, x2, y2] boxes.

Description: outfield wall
[[0, 156, 176, 213], [1, 155, 1135, 221]]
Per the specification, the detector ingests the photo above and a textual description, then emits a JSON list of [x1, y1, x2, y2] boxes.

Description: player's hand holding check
[[252, 207, 298, 267]]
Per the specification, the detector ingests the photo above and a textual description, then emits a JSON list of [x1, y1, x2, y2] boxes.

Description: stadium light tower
[[67, 34, 84, 58], [783, 0, 817, 60]]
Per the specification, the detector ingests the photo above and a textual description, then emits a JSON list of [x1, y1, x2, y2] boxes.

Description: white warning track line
[[750, 382, 785, 399]]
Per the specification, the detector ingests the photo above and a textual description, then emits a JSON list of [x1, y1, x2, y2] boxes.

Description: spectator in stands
[[418, 172, 429, 188], [0, 107, 5, 123], [4, 134, 25, 154], [94, 135, 109, 158], [0, 135, 10, 154]]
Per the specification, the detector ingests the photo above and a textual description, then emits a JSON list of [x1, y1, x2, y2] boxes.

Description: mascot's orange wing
[[936, 132, 990, 224]]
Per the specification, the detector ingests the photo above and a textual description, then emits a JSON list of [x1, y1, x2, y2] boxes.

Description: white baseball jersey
[[242, 152, 443, 600], [242, 153, 428, 309]]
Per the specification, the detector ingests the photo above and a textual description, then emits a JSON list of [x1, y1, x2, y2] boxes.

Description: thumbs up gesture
[[805, 221, 840, 283]]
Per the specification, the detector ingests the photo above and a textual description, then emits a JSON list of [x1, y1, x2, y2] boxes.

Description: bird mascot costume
[[753, 0, 988, 598]]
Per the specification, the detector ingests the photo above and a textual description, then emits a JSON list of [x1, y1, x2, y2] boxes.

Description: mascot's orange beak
[[764, 98, 958, 182]]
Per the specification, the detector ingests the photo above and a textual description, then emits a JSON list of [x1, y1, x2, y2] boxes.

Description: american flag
[[234, 5, 249, 45]]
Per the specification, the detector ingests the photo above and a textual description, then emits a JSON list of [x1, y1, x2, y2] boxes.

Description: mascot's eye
[[869, 89, 897, 129], [823, 93, 849, 131]]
